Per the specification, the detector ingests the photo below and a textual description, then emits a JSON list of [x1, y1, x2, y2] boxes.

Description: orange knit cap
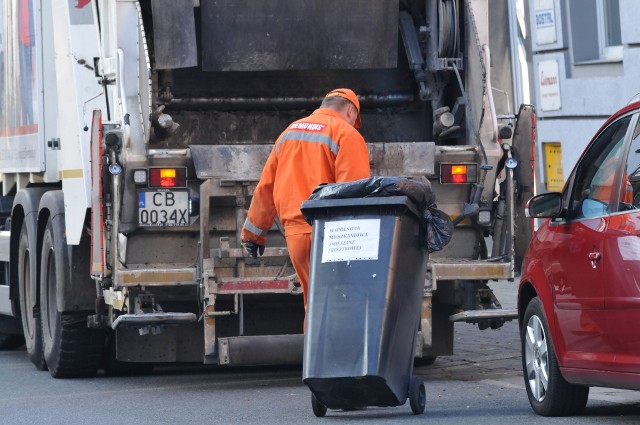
[[324, 88, 362, 128]]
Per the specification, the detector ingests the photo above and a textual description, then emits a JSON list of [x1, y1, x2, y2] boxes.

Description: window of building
[[569, 0, 622, 63], [598, 0, 622, 60]]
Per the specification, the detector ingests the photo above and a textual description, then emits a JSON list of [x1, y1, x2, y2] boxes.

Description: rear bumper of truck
[[430, 258, 514, 286]]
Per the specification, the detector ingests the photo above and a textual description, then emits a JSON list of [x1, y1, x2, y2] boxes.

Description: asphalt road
[[1, 280, 639, 424]]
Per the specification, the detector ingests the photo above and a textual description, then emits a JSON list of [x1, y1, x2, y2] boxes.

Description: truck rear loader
[[0, 0, 534, 377]]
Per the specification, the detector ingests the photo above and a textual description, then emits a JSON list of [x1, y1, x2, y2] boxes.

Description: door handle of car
[[588, 251, 601, 268]]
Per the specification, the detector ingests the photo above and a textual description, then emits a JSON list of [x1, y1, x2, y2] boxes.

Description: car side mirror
[[525, 192, 564, 218]]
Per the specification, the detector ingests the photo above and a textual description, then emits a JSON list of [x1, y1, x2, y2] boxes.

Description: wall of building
[[528, 0, 640, 190]]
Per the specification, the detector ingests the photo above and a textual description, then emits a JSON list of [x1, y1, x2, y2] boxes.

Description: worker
[[591, 147, 633, 207], [240, 88, 371, 316]]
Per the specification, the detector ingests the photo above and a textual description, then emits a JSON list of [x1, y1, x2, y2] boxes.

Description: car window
[[621, 118, 640, 211], [569, 115, 632, 219]]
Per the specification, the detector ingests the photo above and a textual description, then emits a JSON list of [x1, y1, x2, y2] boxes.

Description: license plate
[[138, 190, 189, 227]]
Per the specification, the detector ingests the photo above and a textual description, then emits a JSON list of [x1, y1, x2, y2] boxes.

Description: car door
[[602, 112, 640, 373], [546, 114, 633, 371]]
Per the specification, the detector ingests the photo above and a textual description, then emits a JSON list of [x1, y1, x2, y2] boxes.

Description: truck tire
[[18, 224, 46, 370], [0, 333, 24, 350], [40, 217, 105, 378]]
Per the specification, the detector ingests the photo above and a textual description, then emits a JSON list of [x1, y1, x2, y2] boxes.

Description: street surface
[[1, 280, 639, 424]]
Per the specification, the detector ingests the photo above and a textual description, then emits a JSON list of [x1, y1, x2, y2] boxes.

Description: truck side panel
[[0, 0, 43, 173], [52, 0, 106, 245]]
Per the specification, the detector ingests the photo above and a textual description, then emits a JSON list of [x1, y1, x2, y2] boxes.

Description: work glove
[[241, 240, 265, 259]]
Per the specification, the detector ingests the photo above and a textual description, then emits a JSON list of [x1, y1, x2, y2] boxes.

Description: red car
[[520, 100, 640, 416]]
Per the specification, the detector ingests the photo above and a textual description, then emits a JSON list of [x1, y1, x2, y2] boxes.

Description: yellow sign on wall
[[543, 142, 564, 192]]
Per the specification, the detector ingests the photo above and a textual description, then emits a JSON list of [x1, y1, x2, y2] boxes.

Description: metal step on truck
[[0, 0, 534, 377]]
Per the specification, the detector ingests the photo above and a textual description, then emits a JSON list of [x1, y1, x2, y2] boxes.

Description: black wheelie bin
[[300, 196, 428, 417]]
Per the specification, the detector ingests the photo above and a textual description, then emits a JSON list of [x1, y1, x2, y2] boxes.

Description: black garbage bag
[[306, 176, 453, 252], [423, 207, 454, 253], [308, 176, 435, 211]]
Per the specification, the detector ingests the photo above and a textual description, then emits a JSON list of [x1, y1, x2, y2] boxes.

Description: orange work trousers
[[285, 232, 312, 317]]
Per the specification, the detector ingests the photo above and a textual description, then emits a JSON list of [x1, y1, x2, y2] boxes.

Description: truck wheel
[[311, 393, 327, 417], [18, 224, 46, 370], [521, 297, 589, 416], [408, 375, 426, 414], [40, 217, 104, 378], [0, 332, 24, 350]]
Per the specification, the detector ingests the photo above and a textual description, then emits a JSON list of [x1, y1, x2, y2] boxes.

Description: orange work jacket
[[241, 107, 371, 245]]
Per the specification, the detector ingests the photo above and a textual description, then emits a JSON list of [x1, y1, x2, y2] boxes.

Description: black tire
[[408, 375, 426, 414], [521, 297, 589, 416], [40, 217, 105, 378], [18, 224, 46, 370], [0, 332, 24, 350], [311, 393, 327, 418]]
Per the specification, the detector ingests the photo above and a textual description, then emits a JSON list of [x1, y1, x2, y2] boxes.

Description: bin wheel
[[311, 393, 327, 417], [409, 375, 426, 414], [415, 355, 437, 366]]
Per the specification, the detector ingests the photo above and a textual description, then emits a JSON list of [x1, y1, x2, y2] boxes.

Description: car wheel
[[521, 297, 589, 416]]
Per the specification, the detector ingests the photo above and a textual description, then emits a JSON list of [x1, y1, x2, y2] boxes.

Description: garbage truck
[[0, 0, 534, 377]]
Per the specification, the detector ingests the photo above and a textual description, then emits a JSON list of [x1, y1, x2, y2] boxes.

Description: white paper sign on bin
[[322, 219, 381, 263]]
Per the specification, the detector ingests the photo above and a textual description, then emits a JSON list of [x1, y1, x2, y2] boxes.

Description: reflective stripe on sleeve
[[244, 218, 269, 236], [275, 131, 339, 155]]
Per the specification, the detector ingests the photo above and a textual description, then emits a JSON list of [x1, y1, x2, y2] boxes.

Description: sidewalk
[[418, 279, 521, 382]]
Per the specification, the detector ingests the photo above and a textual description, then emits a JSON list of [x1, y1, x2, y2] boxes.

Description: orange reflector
[[440, 163, 478, 184], [451, 165, 467, 175], [160, 169, 176, 178], [148, 168, 187, 188]]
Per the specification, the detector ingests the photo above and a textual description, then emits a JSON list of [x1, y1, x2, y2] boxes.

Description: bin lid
[[301, 195, 421, 223]]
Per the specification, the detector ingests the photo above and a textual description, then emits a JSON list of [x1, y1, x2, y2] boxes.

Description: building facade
[[527, 0, 640, 190]]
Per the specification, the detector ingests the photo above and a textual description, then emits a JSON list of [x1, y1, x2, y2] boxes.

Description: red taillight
[[440, 164, 478, 184], [148, 168, 187, 188]]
